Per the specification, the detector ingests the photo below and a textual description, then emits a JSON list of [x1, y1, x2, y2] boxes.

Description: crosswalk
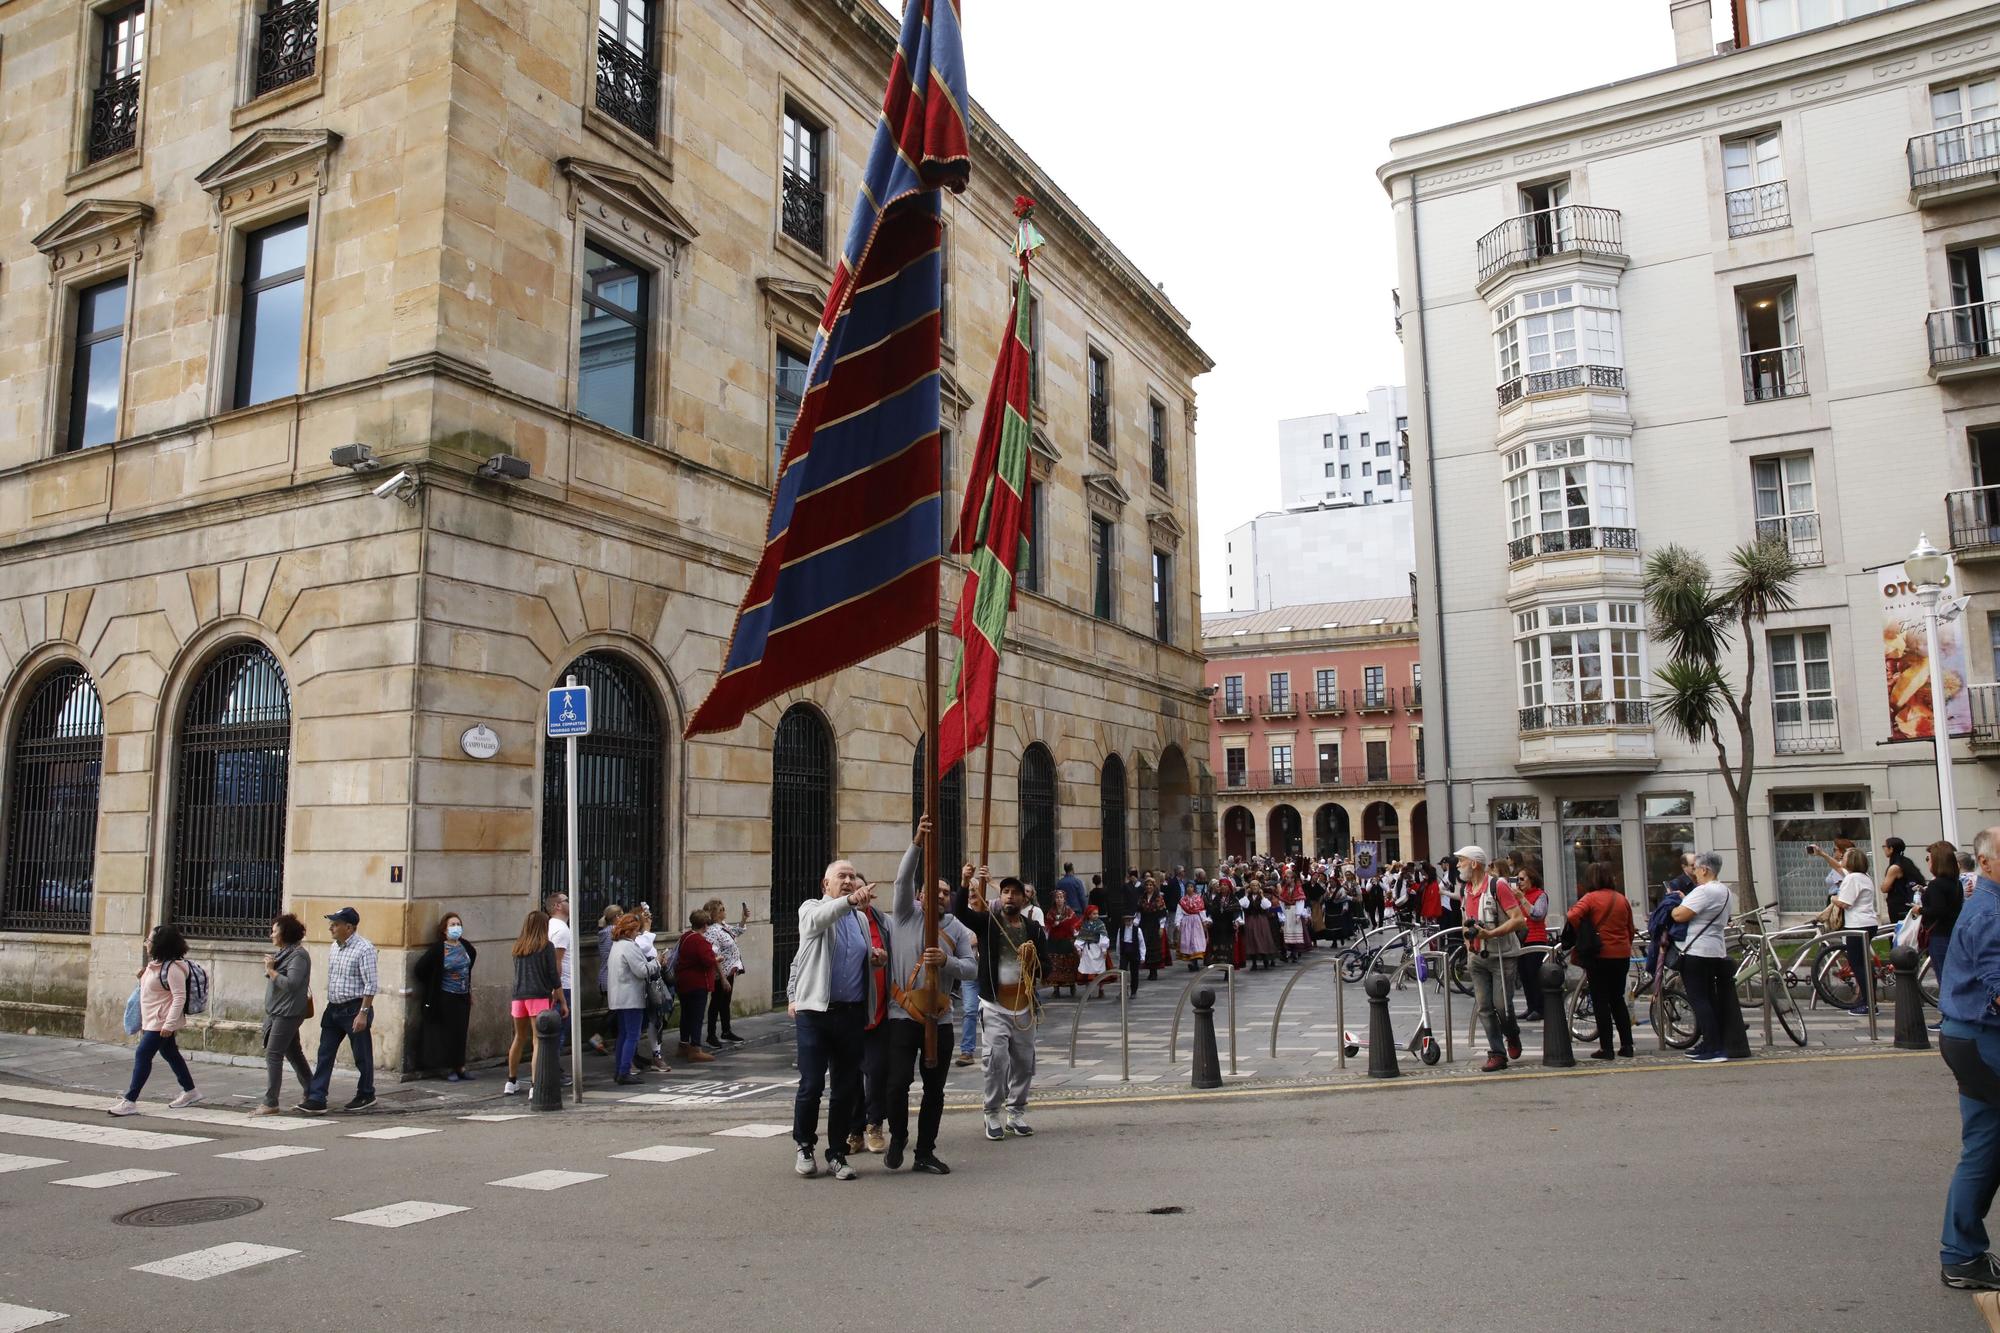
[[0, 1081, 796, 1316]]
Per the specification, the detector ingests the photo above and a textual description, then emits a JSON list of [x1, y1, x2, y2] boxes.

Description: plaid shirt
[[327, 933, 379, 1005]]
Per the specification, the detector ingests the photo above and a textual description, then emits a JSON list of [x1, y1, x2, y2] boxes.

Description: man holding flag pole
[[683, 0, 968, 1177]]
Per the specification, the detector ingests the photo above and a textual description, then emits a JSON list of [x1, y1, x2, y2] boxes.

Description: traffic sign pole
[[565, 676, 583, 1104]]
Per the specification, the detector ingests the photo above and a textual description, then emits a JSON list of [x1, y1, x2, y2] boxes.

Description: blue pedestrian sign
[[547, 684, 592, 738]]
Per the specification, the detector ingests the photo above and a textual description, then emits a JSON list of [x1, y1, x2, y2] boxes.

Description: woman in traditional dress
[[1242, 879, 1280, 970], [1208, 887, 1240, 974], [1139, 881, 1169, 980], [1174, 884, 1209, 970], [1280, 886, 1310, 963], [1045, 894, 1082, 996], [1076, 909, 1112, 996]]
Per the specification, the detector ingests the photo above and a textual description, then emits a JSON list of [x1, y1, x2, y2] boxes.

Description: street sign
[[546, 684, 592, 738]]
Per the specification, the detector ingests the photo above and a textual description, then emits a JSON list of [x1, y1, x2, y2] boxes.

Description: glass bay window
[[1516, 600, 1647, 729], [1502, 435, 1634, 559]]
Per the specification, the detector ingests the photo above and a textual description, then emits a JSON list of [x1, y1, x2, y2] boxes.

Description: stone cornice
[[196, 128, 341, 210], [32, 198, 153, 274]]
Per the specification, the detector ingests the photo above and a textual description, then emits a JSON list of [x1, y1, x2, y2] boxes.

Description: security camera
[[476, 454, 531, 482], [371, 469, 420, 506], [1198, 684, 1220, 699], [330, 443, 380, 472]]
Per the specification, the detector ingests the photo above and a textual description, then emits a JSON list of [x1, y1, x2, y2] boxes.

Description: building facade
[[1383, 0, 2000, 914], [1203, 598, 1428, 865], [1276, 386, 1411, 511], [0, 0, 1214, 1064]]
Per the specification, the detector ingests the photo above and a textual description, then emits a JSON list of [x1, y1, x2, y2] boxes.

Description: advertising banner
[[1880, 561, 1972, 742]]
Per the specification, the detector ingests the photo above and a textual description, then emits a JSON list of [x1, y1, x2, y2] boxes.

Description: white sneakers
[[1006, 1111, 1033, 1137], [795, 1147, 818, 1177], [168, 1089, 202, 1109], [503, 1079, 522, 1095], [106, 1098, 139, 1117], [983, 1113, 1004, 1140]]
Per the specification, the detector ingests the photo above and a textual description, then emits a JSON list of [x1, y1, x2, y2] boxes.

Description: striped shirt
[[327, 933, 379, 1005]]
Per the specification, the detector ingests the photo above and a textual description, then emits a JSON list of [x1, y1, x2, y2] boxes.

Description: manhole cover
[[114, 1196, 264, 1228]]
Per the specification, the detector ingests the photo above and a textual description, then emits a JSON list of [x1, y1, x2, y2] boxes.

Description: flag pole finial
[[1012, 195, 1044, 265]]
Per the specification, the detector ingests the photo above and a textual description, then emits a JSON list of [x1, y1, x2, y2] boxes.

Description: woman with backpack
[[110, 924, 202, 1115], [1566, 861, 1635, 1059]]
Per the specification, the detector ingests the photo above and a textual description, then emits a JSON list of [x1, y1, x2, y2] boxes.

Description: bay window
[[1493, 283, 1622, 404], [1502, 435, 1635, 559], [1516, 601, 1647, 730]]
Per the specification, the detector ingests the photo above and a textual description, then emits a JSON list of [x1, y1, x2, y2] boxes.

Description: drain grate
[[115, 1196, 264, 1228]]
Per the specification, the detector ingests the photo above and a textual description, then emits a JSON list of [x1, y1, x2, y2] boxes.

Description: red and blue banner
[[687, 0, 970, 738]]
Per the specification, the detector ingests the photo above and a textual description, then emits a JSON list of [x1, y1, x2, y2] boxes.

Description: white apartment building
[[1224, 503, 1417, 611], [1277, 387, 1412, 510], [1383, 0, 2000, 913]]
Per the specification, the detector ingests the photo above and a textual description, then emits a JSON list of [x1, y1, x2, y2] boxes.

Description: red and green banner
[[938, 200, 1040, 777]]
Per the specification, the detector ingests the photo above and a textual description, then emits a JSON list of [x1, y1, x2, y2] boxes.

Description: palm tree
[[1643, 538, 1801, 906]]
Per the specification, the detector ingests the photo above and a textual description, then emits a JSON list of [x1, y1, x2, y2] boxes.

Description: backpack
[[159, 958, 210, 1015], [1569, 898, 1603, 963]]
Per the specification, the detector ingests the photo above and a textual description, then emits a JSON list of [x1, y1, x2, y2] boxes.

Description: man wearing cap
[[1457, 845, 1526, 1073], [297, 907, 378, 1113]]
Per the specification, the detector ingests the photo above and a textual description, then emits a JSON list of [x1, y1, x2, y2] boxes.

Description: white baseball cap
[[1453, 845, 1490, 865]]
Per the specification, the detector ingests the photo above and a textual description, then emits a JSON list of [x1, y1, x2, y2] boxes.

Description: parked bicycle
[[1566, 934, 1700, 1051], [1724, 905, 1809, 1047], [1810, 927, 1938, 1010]]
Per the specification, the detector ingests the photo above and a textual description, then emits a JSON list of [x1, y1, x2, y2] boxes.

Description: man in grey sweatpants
[[952, 869, 1048, 1141]]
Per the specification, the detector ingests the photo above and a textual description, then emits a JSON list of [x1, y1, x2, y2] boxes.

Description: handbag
[[646, 973, 672, 1011], [123, 985, 143, 1036], [1569, 904, 1604, 963]]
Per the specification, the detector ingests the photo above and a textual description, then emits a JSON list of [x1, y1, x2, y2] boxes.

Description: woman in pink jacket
[[110, 925, 202, 1116]]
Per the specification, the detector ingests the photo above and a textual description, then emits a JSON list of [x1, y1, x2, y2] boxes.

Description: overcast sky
[[928, 0, 1733, 610]]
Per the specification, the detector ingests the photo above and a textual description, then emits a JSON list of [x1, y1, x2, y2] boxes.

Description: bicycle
[[1811, 928, 1938, 1010], [1567, 935, 1700, 1051], [1726, 905, 1809, 1047]]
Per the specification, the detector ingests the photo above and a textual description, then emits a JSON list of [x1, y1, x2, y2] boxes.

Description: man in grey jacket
[[882, 818, 978, 1175], [790, 856, 879, 1181]]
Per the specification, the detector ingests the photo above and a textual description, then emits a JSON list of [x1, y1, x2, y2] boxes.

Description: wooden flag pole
[[922, 627, 942, 1069], [978, 726, 996, 866]]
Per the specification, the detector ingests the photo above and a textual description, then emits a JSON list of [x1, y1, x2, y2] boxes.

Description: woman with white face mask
[[414, 912, 478, 1081]]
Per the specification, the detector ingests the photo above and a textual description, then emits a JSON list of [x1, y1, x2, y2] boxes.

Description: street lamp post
[[1906, 534, 1960, 848]]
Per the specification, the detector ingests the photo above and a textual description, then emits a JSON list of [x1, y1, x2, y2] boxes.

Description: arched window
[[1223, 805, 1256, 860], [1313, 803, 1349, 859], [771, 704, 834, 1002], [3, 663, 103, 933], [1099, 754, 1127, 885], [1268, 804, 1302, 859], [541, 653, 664, 930], [1363, 801, 1401, 864], [169, 643, 291, 938], [910, 737, 965, 882], [1017, 742, 1057, 902]]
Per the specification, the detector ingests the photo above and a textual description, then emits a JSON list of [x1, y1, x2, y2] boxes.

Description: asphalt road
[[0, 1050, 1982, 1331]]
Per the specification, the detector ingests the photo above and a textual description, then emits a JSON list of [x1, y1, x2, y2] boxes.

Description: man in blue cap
[[297, 906, 378, 1114]]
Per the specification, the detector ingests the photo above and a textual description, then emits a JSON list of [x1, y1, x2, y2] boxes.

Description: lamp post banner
[[1879, 562, 1971, 742]]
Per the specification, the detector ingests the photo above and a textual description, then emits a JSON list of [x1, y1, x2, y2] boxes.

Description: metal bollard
[[1540, 959, 1575, 1068], [1365, 973, 1400, 1079], [1190, 990, 1223, 1089], [1891, 944, 1931, 1051], [531, 1008, 564, 1112]]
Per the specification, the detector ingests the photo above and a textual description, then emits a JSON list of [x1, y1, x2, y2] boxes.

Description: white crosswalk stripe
[[344, 1126, 440, 1141], [0, 1153, 66, 1174], [710, 1124, 789, 1138], [0, 1083, 328, 1133], [488, 1169, 605, 1190], [51, 1168, 176, 1189], [460, 1113, 530, 1122], [610, 1145, 713, 1163], [215, 1145, 321, 1162], [0, 1113, 207, 1152], [0, 1302, 67, 1332], [335, 1201, 470, 1228], [131, 1242, 298, 1281]]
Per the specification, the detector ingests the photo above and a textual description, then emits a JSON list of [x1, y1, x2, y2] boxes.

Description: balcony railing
[[1725, 181, 1790, 237], [1947, 484, 2000, 553], [781, 167, 825, 254], [1741, 345, 1807, 402], [1259, 691, 1296, 717], [1518, 699, 1652, 732], [1506, 526, 1638, 562], [1496, 363, 1624, 408], [1089, 397, 1110, 449], [1308, 691, 1345, 716], [1909, 118, 2000, 192], [87, 74, 141, 163], [1403, 685, 1422, 712], [1773, 700, 1840, 756], [1475, 205, 1625, 285], [1928, 303, 2000, 370], [594, 32, 659, 141], [1214, 696, 1251, 721], [1971, 682, 2000, 744], [1353, 688, 1394, 715], [1221, 765, 1425, 794], [1754, 512, 1823, 567], [253, 0, 318, 97]]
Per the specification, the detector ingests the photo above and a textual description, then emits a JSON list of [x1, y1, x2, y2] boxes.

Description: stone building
[[0, 0, 1213, 1067], [1202, 597, 1427, 866], [1382, 0, 2000, 913]]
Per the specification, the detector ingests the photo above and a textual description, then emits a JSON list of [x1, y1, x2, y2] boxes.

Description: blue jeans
[[613, 1008, 643, 1079], [793, 1003, 863, 1152], [1943, 1019, 2000, 1264], [958, 980, 980, 1055], [307, 1000, 374, 1104], [125, 1030, 194, 1101]]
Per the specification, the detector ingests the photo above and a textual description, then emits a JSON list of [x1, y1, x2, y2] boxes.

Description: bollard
[[1540, 958, 1575, 1068], [1365, 973, 1400, 1079], [1190, 990, 1223, 1089], [531, 1008, 564, 1112], [1891, 944, 1931, 1051]]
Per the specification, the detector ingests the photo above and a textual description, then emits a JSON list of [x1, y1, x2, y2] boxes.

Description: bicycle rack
[[1167, 963, 1236, 1074], [1266, 957, 1348, 1070], [1065, 966, 1130, 1081]]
